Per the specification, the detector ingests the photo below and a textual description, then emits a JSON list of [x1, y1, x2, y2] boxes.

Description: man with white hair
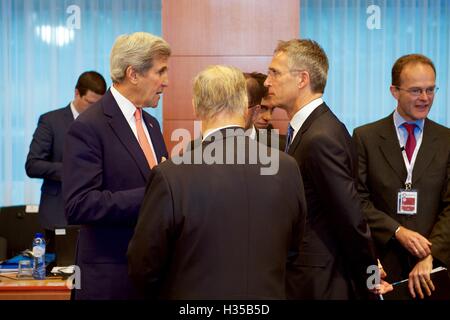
[[63, 32, 170, 299], [128, 65, 307, 299]]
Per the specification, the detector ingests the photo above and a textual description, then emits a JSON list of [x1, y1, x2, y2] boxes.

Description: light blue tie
[[285, 124, 294, 152]]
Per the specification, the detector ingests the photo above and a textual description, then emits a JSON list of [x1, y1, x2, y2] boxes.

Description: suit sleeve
[[127, 166, 175, 298], [305, 132, 376, 293], [25, 114, 62, 181], [429, 148, 450, 267], [352, 129, 400, 245], [286, 157, 307, 297], [287, 159, 306, 265], [63, 119, 144, 225]]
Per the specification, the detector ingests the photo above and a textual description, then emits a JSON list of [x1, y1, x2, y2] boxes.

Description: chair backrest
[[54, 225, 80, 266], [0, 205, 44, 258], [0, 236, 7, 261]]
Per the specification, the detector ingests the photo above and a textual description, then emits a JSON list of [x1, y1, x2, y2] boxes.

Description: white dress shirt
[[393, 108, 425, 150], [70, 102, 79, 120], [289, 97, 323, 142], [110, 85, 157, 161]]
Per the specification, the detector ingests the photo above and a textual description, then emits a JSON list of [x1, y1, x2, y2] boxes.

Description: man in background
[[244, 72, 283, 148], [128, 65, 306, 299], [244, 72, 268, 135], [63, 32, 170, 299], [353, 54, 450, 299], [25, 71, 106, 250], [254, 95, 277, 130]]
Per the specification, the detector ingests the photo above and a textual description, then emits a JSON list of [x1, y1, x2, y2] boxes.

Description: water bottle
[[32, 233, 46, 280]]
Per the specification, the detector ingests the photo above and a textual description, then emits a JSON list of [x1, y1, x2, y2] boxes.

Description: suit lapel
[[103, 91, 150, 180], [378, 115, 407, 183], [287, 103, 328, 155], [412, 119, 439, 185], [63, 104, 74, 125]]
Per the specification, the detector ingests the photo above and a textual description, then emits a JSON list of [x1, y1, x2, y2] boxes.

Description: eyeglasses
[[395, 86, 439, 97]]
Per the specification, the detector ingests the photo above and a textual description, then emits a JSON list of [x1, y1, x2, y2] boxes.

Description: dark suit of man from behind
[[25, 71, 106, 248], [353, 54, 450, 299], [265, 39, 391, 299], [128, 65, 307, 299], [63, 32, 170, 300]]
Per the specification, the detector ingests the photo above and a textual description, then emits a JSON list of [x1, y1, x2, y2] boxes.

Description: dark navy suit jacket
[[63, 89, 168, 300], [26, 105, 73, 230], [286, 103, 376, 299]]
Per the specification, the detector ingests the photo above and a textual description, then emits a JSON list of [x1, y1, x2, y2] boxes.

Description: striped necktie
[[285, 124, 294, 153]]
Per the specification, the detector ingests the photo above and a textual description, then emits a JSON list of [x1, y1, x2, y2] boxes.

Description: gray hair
[[275, 39, 329, 93], [110, 32, 171, 83], [193, 65, 248, 120]]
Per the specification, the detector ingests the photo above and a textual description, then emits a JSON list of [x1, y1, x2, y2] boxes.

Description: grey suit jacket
[[353, 114, 450, 282], [128, 127, 307, 299]]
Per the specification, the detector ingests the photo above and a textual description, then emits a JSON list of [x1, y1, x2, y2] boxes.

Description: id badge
[[397, 189, 418, 215]]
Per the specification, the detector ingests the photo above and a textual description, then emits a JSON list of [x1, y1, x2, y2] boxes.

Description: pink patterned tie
[[134, 108, 157, 169]]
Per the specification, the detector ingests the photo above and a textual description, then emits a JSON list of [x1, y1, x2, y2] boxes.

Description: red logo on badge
[[402, 197, 415, 206], [401, 196, 415, 211]]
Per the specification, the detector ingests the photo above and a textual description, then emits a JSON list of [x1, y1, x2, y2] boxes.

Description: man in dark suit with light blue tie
[[63, 32, 170, 300], [353, 54, 450, 299], [26, 71, 106, 248], [265, 39, 392, 299]]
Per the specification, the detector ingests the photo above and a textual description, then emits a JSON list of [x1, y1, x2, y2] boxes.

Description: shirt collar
[[249, 125, 257, 140], [393, 108, 424, 131], [289, 97, 323, 133], [110, 85, 138, 122], [70, 101, 79, 119], [202, 124, 243, 142]]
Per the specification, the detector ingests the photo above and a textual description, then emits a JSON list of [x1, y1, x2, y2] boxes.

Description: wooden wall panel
[[163, 0, 299, 56], [162, 0, 299, 153], [165, 56, 273, 120], [163, 120, 199, 154]]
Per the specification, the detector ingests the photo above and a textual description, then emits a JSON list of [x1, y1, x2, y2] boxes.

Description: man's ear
[[126, 66, 138, 84], [192, 98, 198, 118], [390, 85, 399, 100], [244, 104, 249, 120], [74, 88, 81, 99], [297, 70, 310, 90]]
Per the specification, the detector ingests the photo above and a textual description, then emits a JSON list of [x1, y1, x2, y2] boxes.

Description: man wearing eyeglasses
[[244, 72, 284, 148], [244, 72, 267, 135], [353, 54, 450, 299]]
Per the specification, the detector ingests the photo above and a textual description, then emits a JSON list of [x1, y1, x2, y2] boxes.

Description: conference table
[[0, 273, 71, 300]]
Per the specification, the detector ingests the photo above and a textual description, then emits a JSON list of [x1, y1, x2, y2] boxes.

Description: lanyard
[[396, 128, 423, 190]]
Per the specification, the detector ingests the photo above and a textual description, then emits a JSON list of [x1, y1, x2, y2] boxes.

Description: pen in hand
[[377, 259, 384, 300]]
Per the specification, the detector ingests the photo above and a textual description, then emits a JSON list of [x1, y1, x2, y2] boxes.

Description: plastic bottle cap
[[35, 232, 44, 238]]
